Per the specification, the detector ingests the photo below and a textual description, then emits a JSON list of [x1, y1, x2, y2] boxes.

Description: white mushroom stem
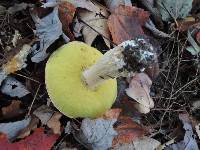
[[82, 38, 156, 90], [82, 45, 128, 89]]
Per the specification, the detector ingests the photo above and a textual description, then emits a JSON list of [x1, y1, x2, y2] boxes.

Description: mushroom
[[45, 37, 157, 118]]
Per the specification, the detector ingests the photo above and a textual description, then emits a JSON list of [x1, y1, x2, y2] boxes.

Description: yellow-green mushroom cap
[[45, 41, 117, 118]]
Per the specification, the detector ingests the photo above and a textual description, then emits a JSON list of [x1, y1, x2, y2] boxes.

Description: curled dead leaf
[[125, 73, 154, 114]]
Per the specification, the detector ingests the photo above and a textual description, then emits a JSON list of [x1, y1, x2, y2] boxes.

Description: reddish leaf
[[59, 2, 76, 40], [112, 116, 144, 146], [0, 128, 59, 150], [108, 5, 149, 44]]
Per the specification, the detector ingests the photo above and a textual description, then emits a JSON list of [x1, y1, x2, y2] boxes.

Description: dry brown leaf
[[47, 112, 62, 134], [112, 116, 145, 146], [59, 2, 76, 40], [78, 2, 110, 47], [17, 116, 40, 139], [2, 100, 21, 116], [108, 5, 149, 44], [125, 73, 154, 114]]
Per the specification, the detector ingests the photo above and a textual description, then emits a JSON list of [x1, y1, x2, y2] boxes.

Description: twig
[[26, 84, 41, 117], [14, 73, 40, 83], [171, 78, 198, 98]]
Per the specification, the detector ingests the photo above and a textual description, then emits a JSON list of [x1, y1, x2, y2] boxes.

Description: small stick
[[14, 73, 40, 83], [26, 84, 41, 117]]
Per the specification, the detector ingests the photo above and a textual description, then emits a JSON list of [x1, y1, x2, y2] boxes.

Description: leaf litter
[[0, 0, 200, 149]]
